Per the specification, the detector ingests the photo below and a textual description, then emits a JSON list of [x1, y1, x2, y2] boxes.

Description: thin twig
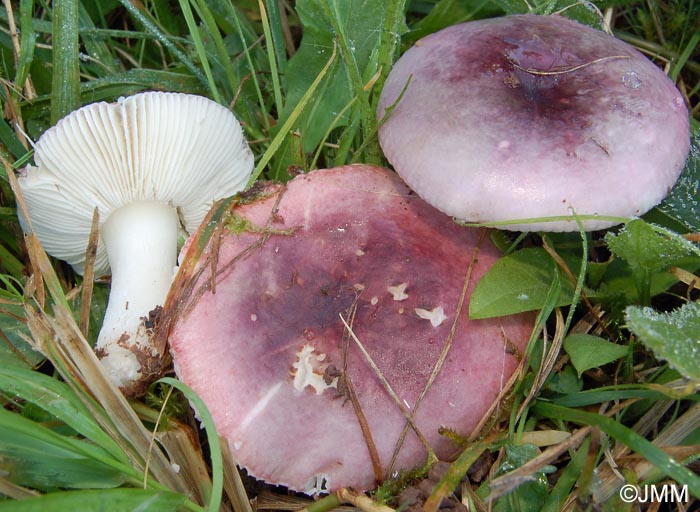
[[79, 208, 100, 338], [144, 385, 174, 489], [388, 229, 487, 474], [340, 302, 384, 485], [338, 313, 435, 458], [511, 55, 631, 76]]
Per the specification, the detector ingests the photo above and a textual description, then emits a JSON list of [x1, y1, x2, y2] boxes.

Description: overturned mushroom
[[166, 165, 534, 493], [378, 14, 690, 231], [17, 91, 254, 395]]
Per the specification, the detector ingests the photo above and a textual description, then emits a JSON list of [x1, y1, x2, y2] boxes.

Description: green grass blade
[[249, 41, 337, 183], [372, 0, 407, 111], [319, 0, 378, 164], [551, 385, 691, 407], [0, 117, 28, 160], [77, 2, 117, 74], [51, 0, 81, 123], [116, 0, 208, 88], [190, 0, 238, 100], [540, 436, 590, 512], [670, 25, 700, 82], [226, 1, 271, 132], [0, 365, 128, 463], [533, 401, 700, 498], [258, 0, 284, 113], [264, 0, 289, 80], [15, 0, 37, 91], [0, 488, 190, 512], [158, 377, 222, 512], [177, 0, 221, 102], [0, 408, 130, 490]]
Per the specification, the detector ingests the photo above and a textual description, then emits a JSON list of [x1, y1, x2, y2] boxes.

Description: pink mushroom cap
[[378, 14, 690, 232], [167, 165, 534, 494]]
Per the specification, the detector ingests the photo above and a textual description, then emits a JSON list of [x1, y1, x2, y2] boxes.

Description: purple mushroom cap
[[378, 14, 690, 231], [167, 165, 534, 494]]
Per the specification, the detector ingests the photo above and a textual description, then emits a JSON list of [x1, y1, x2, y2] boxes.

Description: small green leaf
[[625, 301, 700, 380], [0, 489, 187, 512], [563, 334, 629, 377], [469, 248, 575, 319], [544, 364, 582, 394], [492, 444, 551, 512]]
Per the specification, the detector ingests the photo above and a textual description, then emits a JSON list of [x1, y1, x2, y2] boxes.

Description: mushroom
[[17, 91, 254, 395], [377, 14, 690, 231], [165, 164, 534, 493]]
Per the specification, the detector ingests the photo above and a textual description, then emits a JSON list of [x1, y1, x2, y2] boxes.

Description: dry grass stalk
[[8, 168, 193, 497], [221, 437, 255, 512], [0, 477, 41, 500], [486, 426, 592, 502], [594, 400, 700, 502]]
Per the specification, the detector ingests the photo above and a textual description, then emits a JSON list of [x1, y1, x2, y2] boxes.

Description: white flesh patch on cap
[[305, 473, 331, 495], [414, 306, 448, 327], [240, 382, 283, 429], [292, 344, 338, 395], [387, 282, 409, 301]]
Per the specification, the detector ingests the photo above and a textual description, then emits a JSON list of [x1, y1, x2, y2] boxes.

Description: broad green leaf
[[274, 0, 397, 174], [593, 254, 700, 305], [563, 333, 629, 377], [625, 301, 700, 380], [656, 120, 700, 232], [469, 248, 575, 319], [0, 489, 187, 512], [605, 219, 698, 304], [605, 220, 696, 275], [0, 408, 127, 491]]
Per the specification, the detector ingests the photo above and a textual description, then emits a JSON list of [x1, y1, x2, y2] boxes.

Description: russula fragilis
[[166, 164, 534, 494], [17, 91, 254, 395], [378, 14, 690, 231]]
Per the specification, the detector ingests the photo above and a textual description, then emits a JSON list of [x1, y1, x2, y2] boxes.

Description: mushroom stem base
[[95, 200, 179, 394]]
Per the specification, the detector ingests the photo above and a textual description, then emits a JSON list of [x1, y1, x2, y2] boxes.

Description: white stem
[[95, 200, 179, 391]]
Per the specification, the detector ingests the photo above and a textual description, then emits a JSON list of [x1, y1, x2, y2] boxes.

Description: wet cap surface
[[168, 165, 534, 493], [378, 15, 690, 231]]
